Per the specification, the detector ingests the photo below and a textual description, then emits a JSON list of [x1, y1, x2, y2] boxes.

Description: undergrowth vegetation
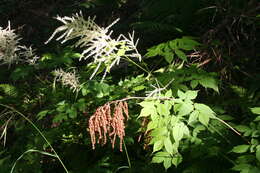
[[0, 0, 259, 172]]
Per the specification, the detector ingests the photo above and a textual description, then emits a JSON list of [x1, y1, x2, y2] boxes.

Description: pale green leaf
[[165, 90, 172, 97], [164, 137, 174, 155], [138, 107, 157, 118], [147, 121, 158, 131], [153, 140, 164, 153], [151, 127, 168, 137], [198, 112, 210, 126], [151, 155, 164, 163], [231, 145, 250, 153], [185, 90, 198, 100], [188, 111, 199, 125], [177, 90, 186, 99], [194, 103, 215, 118], [172, 154, 182, 167], [170, 116, 179, 126], [172, 122, 185, 142], [163, 157, 172, 170], [139, 101, 155, 108], [177, 102, 194, 116], [157, 103, 170, 116]]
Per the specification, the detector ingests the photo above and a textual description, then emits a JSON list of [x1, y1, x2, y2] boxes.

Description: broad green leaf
[[172, 154, 182, 167], [251, 107, 260, 115], [151, 155, 164, 163], [185, 90, 198, 100], [153, 140, 164, 153], [177, 102, 194, 116], [231, 145, 250, 153], [194, 103, 215, 118], [163, 157, 172, 170], [177, 90, 186, 99], [175, 49, 187, 61], [139, 107, 157, 118], [170, 116, 179, 126], [147, 121, 158, 131], [151, 127, 167, 137], [139, 101, 155, 108], [183, 125, 190, 136], [157, 103, 171, 116], [188, 111, 199, 125], [165, 90, 172, 97], [172, 122, 185, 142], [232, 164, 251, 171], [164, 137, 174, 155], [198, 112, 210, 126], [198, 77, 219, 92]]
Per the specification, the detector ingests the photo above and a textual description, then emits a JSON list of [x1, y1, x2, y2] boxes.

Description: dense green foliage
[[0, 0, 259, 172]]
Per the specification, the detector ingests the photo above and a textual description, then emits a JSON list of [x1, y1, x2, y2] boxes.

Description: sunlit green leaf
[[172, 154, 182, 167], [177, 102, 194, 116], [185, 90, 198, 100], [198, 112, 210, 126], [163, 157, 172, 170], [172, 122, 185, 142], [188, 111, 199, 125], [164, 137, 174, 155], [153, 140, 164, 153]]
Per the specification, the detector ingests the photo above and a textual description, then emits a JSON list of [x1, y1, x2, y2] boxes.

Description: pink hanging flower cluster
[[88, 101, 129, 152]]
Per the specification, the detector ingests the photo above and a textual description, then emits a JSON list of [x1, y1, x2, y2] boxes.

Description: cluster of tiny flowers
[[0, 22, 20, 66], [88, 101, 128, 152], [45, 12, 141, 80], [53, 68, 80, 92], [0, 22, 39, 66]]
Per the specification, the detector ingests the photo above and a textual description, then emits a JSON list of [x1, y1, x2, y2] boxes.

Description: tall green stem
[[0, 104, 69, 173], [123, 139, 131, 169]]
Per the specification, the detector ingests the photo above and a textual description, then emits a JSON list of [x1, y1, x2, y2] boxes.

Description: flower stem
[[123, 139, 131, 169]]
